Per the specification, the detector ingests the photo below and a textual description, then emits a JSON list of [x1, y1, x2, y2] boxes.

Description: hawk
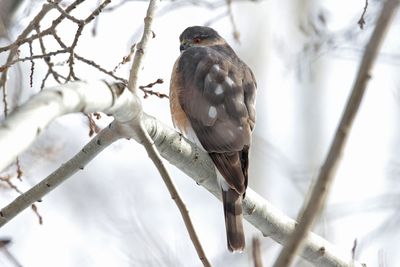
[[169, 26, 257, 252]]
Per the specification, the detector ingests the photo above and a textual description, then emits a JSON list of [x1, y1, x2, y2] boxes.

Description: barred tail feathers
[[222, 188, 245, 252]]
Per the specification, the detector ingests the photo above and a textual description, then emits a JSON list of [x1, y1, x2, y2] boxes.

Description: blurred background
[[0, 0, 399, 266]]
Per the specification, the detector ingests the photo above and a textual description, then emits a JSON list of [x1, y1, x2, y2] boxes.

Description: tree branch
[[128, 0, 157, 94], [0, 123, 122, 224], [0, 94, 364, 266], [273, 0, 400, 266], [125, 1, 211, 266], [0, 81, 131, 171]]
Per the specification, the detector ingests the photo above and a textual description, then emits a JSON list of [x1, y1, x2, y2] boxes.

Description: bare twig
[[127, 3, 156, 93], [31, 204, 43, 225], [91, 0, 103, 36], [135, 123, 212, 267], [126, 1, 211, 266], [40, 70, 52, 90], [139, 78, 168, 99], [0, 238, 23, 267], [139, 78, 163, 89], [0, 124, 122, 226], [272, 1, 400, 266], [35, 25, 62, 85], [0, 49, 69, 69], [28, 41, 35, 87], [86, 113, 100, 137], [226, 0, 240, 42], [15, 158, 22, 181], [84, 0, 112, 24], [0, 176, 23, 194], [113, 43, 136, 72], [75, 53, 128, 84], [351, 239, 357, 260], [358, 0, 369, 30], [47, 0, 82, 24]]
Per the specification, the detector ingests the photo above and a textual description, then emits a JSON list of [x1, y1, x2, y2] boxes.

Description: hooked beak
[[180, 40, 189, 52]]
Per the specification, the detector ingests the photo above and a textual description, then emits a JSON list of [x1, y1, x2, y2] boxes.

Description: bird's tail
[[222, 188, 245, 252]]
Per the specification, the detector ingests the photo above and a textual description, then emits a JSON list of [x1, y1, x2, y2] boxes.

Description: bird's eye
[[193, 38, 201, 44]]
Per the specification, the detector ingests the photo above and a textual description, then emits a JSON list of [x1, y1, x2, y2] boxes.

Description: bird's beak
[[180, 40, 189, 52]]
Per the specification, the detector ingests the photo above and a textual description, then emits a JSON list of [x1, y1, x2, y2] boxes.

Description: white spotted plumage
[[208, 106, 217, 118], [215, 85, 224, 95], [225, 76, 235, 88]]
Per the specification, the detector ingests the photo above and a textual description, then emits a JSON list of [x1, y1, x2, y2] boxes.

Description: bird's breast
[[170, 60, 191, 136]]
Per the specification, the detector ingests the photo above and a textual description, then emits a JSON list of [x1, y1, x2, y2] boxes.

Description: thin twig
[[126, 1, 211, 266], [0, 1, 57, 116], [358, 0, 369, 30], [272, 1, 400, 266], [31, 204, 43, 224], [351, 239, 358, 260], [226, 0, 240, 42], [75, 53, 128, 84], [35, 24, 62, 85], [127, 1, 157, 93], [0, 125, 122, 226], [0, 176, 23, 194], [0, 49, 69, 69], [0, 239, 23, 267], [139, 78, 168, 99], [28, 41, 35, 87], [15, 157, 23, 181], [86, 113, 100, 137], [47, 0, 82, 24], [113, 43, 136, 72], [40, 70, 52, 90], [84, 0, 112, 24], [137, 122, 212, 267], [91, 0, 103, 36]]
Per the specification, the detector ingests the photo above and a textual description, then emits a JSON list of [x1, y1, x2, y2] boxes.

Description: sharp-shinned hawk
[[169, 26, 257, 252]]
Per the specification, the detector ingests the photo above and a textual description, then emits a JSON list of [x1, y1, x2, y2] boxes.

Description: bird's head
[[179, 26, 226, 52]]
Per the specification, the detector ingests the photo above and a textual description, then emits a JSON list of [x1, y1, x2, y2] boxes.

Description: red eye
[[193, 38, 201, 43]]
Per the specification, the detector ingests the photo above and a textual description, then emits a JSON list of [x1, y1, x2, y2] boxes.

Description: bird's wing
[[174, 46, 256, 193]]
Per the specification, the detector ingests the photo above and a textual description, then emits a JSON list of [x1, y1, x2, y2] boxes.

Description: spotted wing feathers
[[176, 46, 255, 153]]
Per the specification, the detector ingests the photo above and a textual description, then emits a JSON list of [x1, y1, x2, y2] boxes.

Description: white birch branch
[[0, 81, 137, 171], [141, 114, 364, 267], [0, 89, 364, 266]]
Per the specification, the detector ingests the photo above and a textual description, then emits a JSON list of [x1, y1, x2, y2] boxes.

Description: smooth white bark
[[141, 114, 363, 267], [0, 81, 135, 170]]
